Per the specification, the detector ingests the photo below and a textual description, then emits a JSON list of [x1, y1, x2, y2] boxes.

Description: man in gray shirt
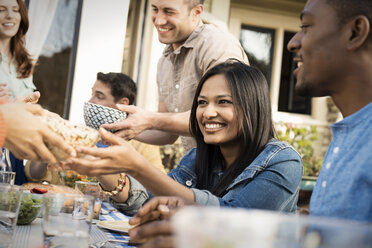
[[104, 0, 248, 151]]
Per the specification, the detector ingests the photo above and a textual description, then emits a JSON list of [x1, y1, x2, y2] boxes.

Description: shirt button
[[175, 108, 179, 112], [333, 147, 339, 154], [325, 162, 331, 169], [175, 84, 179, 89], [321, 181, 327, 188], [186, 180, 192, 186]]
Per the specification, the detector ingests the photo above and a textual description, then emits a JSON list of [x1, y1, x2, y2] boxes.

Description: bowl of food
[[83, 102, 127, 130], [39, 114, 100, 160], [58, 170, 98, 189], [17, 191, 43, 225]]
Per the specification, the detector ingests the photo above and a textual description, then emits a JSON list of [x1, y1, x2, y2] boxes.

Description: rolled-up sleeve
[[191, 188, 220, 206], [110, 175, 148, 216]]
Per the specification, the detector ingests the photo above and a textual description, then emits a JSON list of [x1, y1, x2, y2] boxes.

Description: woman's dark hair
[[11, 0, 34, 78], [189, 59, 275, 197]]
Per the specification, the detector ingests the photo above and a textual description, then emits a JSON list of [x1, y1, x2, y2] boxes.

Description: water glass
[[0, 183, 23, 248], [42, 193, 95, 248], [173, 207, 372, 248], [75, 181, 102, 219], [0, 171, 15, 185]]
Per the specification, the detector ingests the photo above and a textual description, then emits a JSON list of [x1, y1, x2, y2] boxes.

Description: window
[[32, 0, 82, 117], [240, 25, 274, 85], [278, 31, 311, 115]]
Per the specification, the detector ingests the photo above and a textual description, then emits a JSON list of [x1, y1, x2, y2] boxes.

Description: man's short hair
[[184, 0, 204, 8], [96, 72, 137, 105], [326, 0, 372, 40]]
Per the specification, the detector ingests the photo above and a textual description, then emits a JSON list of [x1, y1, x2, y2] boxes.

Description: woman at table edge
[[65, 60, 303, 216]]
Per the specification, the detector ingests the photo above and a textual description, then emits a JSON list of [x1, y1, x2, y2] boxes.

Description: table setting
[[11, 200, 136, 248], [0, 175, 136, 248]]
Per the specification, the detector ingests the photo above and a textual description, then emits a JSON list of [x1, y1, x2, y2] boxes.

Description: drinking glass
[[0, 171, 15, 185], [42, 193, 94, 248], [75, 181, 102, 220], [0, 183, 23, 248], [173, 207, 372, 248]]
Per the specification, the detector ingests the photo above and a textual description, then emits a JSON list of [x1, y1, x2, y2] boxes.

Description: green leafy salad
[[17, 194, 43, 225]]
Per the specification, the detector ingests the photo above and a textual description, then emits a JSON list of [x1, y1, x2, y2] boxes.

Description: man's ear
[[347, 15, 370, 50], [192, 4, 204, 18], [117, 97, 130, 105]]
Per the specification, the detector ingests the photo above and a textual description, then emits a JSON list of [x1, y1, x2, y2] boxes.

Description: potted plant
[[276, 122, 323, 212]]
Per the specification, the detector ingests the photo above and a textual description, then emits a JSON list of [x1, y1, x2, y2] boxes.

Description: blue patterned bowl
[[83, 102, 127, 130]]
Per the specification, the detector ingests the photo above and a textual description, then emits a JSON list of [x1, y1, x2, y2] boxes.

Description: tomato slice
[[30, 187, 48, 194]]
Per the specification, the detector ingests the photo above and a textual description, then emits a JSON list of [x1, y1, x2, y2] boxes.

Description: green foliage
[[276, 122, 323, 177], [160, 139, 185, 173]]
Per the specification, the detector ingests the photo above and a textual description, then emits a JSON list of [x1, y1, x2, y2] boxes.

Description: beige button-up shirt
[[157, 22, 249, 151]]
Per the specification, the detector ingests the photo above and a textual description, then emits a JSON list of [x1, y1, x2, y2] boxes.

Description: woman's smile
[[196, 74, 239, 147]]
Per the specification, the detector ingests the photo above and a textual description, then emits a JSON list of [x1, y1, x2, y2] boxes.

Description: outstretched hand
[[1, 103, 75, 163], [101, 104, 153, 140], [64, 127, 145, 176], [15, 91, 40, 104]]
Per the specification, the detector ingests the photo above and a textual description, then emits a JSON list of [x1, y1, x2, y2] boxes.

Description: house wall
[[135, 0, 234, 112], [68, 0, 130, 124]]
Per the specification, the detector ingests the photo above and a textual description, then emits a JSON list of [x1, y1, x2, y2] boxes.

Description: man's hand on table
[[128, 196, 194, 247]]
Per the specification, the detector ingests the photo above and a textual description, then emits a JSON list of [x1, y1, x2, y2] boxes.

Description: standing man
[[288, 0, 372, 221], [103, 0, 248, 151]]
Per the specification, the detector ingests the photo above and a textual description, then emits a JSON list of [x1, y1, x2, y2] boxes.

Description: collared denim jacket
[[112, 139, 302, 216]]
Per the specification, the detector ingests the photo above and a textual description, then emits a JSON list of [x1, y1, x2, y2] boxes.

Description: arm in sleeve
[[110, 175, 149, 216]]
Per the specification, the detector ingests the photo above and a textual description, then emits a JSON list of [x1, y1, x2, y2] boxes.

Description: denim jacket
[[112, 139, 302, 216]]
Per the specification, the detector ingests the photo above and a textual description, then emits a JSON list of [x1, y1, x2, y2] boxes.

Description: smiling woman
[[66, 60, 302, 216], [0, 0, 40, 185], [0, 0, 36, 98]]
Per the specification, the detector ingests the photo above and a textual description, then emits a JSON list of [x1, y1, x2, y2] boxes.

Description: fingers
[[41, 128, 76, 158], [9, 144, 39, 161], [99, 127, 126, 145], [26, 91, 41, 104], [129, 220, 173, 245], [74, 144, 115, 159], [130, 210, 162, 226], [112, 129, 136, 140], [130, 197, 181, 226], [31, 140, 58, 164], [137, 197, 184, 218], [138, 236, 175, 248], [64, 157, 117, 176], [24, 103, 44, 115], [101, 120, 129, 132], [137, 197, 166, 216], [115, 103, 136, 114], [0, 83, 12, 98], [17, 91, 40, 104]]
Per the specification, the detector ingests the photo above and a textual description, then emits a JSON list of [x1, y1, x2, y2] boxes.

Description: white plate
[[96, 220, 134, 234]]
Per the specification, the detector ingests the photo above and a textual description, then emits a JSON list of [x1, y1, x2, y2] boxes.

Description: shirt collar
[[332, 101, 372, 128], [0, 52, 12, 64], [163, 21, 205, 56]]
